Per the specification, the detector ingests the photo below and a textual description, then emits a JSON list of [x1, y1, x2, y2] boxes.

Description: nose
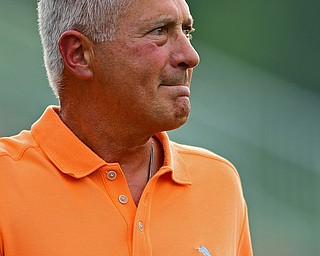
[[170, 32, 200, 70]]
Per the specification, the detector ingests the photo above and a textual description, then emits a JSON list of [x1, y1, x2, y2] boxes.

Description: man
[[0, 0, 252, 255]]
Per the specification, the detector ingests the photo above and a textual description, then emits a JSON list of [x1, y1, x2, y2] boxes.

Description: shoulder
[[169, 141, 243, 192], [0, 130, 38, 163], [0, 131, 45, 198], [169, 141, 246, 202], [170, 141, 238, 174]]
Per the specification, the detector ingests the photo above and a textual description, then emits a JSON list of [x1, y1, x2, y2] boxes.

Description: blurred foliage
[[188, 0, 320, 94], [1, 0, 319, 255]]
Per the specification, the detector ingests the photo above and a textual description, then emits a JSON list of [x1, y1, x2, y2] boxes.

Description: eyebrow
[[145, 15, 194, 28]]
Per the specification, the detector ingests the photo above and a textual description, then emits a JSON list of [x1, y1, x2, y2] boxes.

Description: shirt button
[[107, 170, 117, 180], [119, 195, 128, 204], [138, 221, 144, 232]]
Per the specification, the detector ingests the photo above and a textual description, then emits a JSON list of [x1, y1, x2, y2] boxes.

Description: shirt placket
[[132, 187, 152, 256], [99, 164, 137, 254], [99, 165, 166, 256]]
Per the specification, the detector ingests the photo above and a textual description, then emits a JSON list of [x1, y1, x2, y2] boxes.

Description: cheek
[[130, 42, 169, 70]]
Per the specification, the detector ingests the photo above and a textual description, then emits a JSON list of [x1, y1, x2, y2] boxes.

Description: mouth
[[159, 84, 190, 97]]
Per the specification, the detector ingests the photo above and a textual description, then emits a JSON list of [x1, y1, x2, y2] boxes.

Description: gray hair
[[37, 0, 131, 97]]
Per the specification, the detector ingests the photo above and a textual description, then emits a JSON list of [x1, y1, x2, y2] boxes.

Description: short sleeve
[[237, 202, 253, 256]]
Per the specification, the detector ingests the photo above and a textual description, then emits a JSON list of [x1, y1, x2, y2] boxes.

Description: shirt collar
[[154, 132, 192, 185], [31, 106, 106, 178], [31, 106, 191, 185]]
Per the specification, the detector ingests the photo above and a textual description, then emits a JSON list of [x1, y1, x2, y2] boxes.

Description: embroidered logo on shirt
[[195, 246, 212, 256]]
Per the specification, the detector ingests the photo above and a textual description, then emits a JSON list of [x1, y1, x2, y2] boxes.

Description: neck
[[59, 101, 150, 157], [58, 103, 163, 184], [58, 81, 165, 205]]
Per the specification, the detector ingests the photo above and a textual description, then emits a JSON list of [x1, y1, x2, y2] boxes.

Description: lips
[[159, 84, 190, 97]]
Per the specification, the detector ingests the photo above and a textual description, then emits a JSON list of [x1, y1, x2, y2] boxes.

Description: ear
[[58, 30, 93, 80]]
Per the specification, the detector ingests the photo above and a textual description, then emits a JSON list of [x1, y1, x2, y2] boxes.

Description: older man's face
[[93, 0, 200, 133]]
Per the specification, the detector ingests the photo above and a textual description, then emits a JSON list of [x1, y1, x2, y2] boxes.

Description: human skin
[[91, 0, 200, 134], [58, 0, 200, 204]]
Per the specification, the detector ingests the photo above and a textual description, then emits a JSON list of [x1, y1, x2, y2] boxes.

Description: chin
[[164, 112, 190, 132], [154, 101, 191, 131]]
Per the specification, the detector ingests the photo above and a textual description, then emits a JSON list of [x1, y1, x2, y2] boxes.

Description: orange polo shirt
[[0, 106, 252, 256]]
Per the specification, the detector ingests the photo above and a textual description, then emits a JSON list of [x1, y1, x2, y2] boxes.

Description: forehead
[[123, 0, 192, 26]]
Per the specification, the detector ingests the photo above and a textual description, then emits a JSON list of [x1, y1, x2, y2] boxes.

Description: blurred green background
[[1, 1, 319, 255]]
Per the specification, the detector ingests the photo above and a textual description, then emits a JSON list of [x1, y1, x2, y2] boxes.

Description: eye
[[183, 27, 195, 40], [152, 26, 167, 36]]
